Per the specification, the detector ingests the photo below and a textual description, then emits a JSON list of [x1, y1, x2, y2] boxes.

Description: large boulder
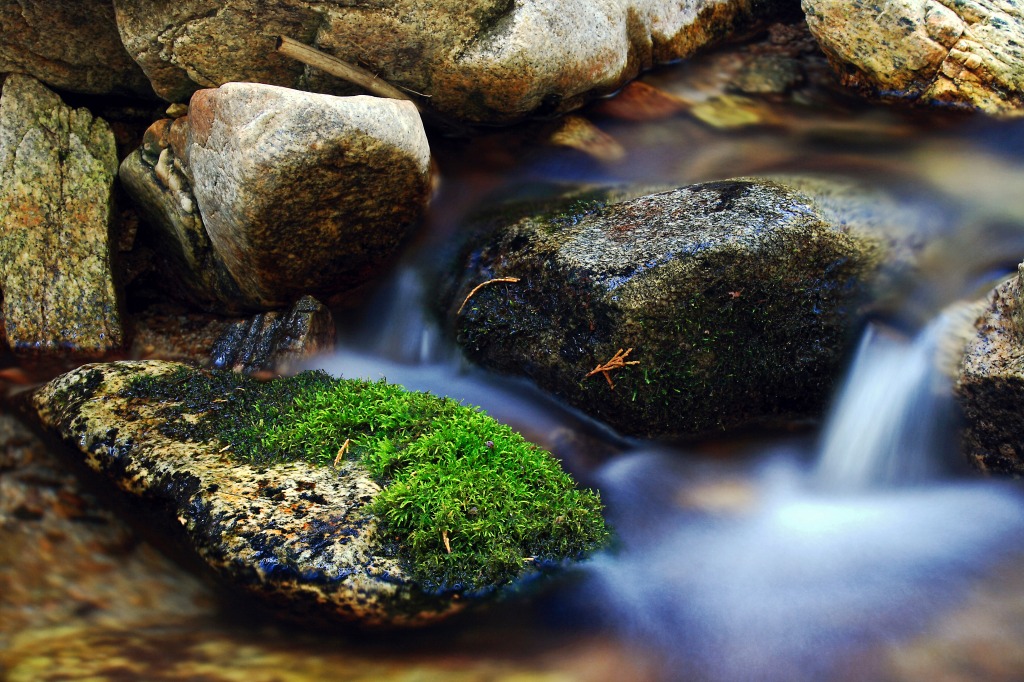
[[112, 0, 788, 123], [119, 83, 431, 312], [956, 266, 1024, 476], [0, 0, 152, 96], [443, 178, 925, 439], [0, 75, 123, 358], [33, 360, 607, 626], [802, 0, 1024, 116]]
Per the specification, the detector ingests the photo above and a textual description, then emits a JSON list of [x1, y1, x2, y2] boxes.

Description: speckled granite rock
[[802, 0, 1024, 116], [120, 83, 431, 312], [956, 266, 1024, 476], [112, 0, 787, 123], [0, 75, 123, 358], [33, 360, 464, 626], [444, 178, 925, 439], [131, 295, 336, 373], [0, 0, 152, 96]]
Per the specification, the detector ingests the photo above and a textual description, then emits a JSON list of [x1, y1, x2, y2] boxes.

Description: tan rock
[[113, 0, 783, 123], [0, 75, 122, 358], [0, 0, 151, 96], [803, 0, 1024, 116]]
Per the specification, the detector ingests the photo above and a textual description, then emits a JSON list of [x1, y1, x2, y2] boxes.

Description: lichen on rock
[[33, 360, 607, 625]]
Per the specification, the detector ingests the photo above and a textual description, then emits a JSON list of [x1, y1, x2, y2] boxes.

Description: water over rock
[[112, 0, 787, 123], [0, 0, 152, 96], [32, 360, 606, 626], [119, 83, 431, 313], [443, 178, 922, 439], [956, 265, 1024, 476], [0, 75, 123, 358], [802, 0, 1024, 117]]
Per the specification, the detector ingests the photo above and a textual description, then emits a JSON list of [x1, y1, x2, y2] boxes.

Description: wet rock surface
[[0, 75, 123, 358], [803, 0, 1024, 116], [32, 360, 463, 627], [0, 0, 152, 96], [130, 295, 336, 373], [112, 0, 787, 123], [443, 178, 915, 439], [120, 83, 431, 312], [956, 266, 1024, 476]]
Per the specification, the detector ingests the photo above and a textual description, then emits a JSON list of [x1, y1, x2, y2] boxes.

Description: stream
[[5, 36, 1024, 682]]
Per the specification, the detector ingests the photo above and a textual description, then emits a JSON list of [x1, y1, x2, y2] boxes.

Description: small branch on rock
[[585, 348, 640, 389], [333, 438, 351, 467], [457, 277, 521, 315], [276, 36, 414, 104]]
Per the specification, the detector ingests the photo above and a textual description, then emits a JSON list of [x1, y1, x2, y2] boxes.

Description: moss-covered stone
[[443, 178, 914, 439], [0, 74, 123, 358], [33, 360, 606, 624]]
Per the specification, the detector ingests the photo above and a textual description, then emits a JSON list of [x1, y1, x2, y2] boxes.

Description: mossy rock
[[443, 178, 919, 439], [32, 360, 607, 626]]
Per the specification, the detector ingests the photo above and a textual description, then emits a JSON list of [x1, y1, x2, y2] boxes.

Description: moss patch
[[122, 366, 608, 591]]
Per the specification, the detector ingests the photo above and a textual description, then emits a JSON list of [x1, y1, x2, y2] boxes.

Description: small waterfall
[[814, 315, 958, 490], [349, 267, 447, 365]]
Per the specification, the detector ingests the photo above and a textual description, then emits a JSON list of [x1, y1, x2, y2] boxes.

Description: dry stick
[[457, 277, 521, 315], [585, 347, 640, 390], [333, 438, 351, 467], [276, 36, 413, 103]]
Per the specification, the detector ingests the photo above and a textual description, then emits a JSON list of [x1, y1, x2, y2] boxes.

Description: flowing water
[[6, 33, 1024, 681]]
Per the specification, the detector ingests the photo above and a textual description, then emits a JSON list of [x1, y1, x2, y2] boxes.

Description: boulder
[[33, 360, 607, 626], [802, 0, 1024, 116], [0, 0, 152, 96], [956, 266, 1024, 476], [443, 178, 924, 439], [119, 83, 431, 312], [0, 75, 123, 358], [112, 0, 788, 123]]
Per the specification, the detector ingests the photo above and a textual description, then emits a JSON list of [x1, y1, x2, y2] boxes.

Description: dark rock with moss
[[956, 266, 1024, 477], [32, 360, 607, 626], [119, 83, 431, 313], [131, 295, 335, 374], [0, 74, 123, 358], [443, 177, 923, 439]]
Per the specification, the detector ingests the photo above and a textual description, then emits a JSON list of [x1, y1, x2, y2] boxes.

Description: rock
[[112, 0, 787, 123], [33, 360, 607, 626], [130, 295, 336, 373], [0, 0, 152, 96], [0, 75, 123, 358], [956, 267, 1024, 476], [119, 83, 431, 312], [443, 178, 922, 439], [802, 0, 1024, 117]]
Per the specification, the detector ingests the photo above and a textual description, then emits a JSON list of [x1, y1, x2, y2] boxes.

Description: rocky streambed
[[3, 3, 1024, 680]]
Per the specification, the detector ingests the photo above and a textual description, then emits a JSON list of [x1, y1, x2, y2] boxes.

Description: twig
[[276, 36, 414, 104], [333, 438, 351, 467], [442, 529, 452, 554], [457, 277, 520, 315], [585, 348, 640, 389]]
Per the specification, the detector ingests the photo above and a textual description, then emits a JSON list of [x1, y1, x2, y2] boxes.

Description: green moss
[[122, 366, 608, 592]]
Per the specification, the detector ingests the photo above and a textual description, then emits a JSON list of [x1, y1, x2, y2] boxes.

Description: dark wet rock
[[32, 360, 605, 626], [443, 178, 922, 439], [131, 295, 335, 373], [0, 75, 123, 358], [112, 0, 788, 124], [0, 0, 152, 96], [803, 0, 1024, 117], [120, 83, 431, 313], [956, 266, 1024, 476]]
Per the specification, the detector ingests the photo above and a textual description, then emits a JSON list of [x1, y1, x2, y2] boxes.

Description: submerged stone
[[956, 266, 1024, 476], [33, 360, 606, 626], [0, 75, 123, 358], [803, 0, 1024, 117], [120, 83, 431, 312], [113, 0, 786, 123], [443, 178, 922, 439]]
